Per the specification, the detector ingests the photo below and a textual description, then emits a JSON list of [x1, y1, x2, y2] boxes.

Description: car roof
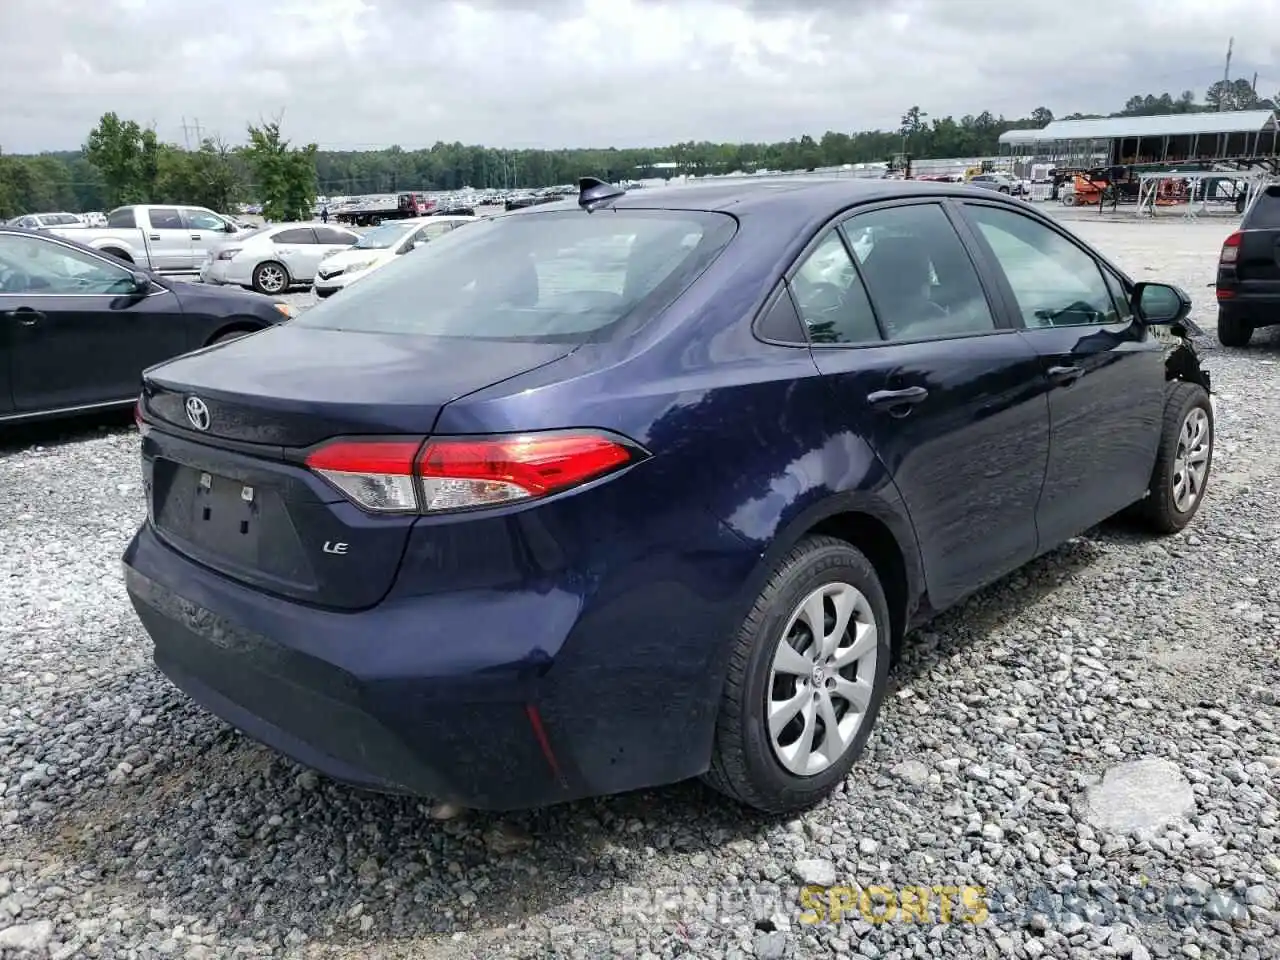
[[603, 177, 1020, 215]]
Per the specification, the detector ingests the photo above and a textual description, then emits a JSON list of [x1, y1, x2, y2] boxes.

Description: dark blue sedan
[[0, 226, 295, 425], [124, 177, 1214, 813]]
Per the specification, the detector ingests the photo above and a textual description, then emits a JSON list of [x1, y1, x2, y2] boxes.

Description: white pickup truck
[[49, 204, 251, 272]]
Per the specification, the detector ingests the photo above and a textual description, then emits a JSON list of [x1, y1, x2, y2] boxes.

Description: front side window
[[0, 233, 136, 295], [846, 203, 997, 340], [185, 209, 228, 232], [295, 209, 737, 342], [964, 203, 1121, 328]]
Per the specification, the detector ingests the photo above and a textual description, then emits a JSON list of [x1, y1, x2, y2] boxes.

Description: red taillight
[[1220, 231, 1241, 264], [304, 439, 423, 513], [304, 432, 640, 515], [134, 398, 150, 435]]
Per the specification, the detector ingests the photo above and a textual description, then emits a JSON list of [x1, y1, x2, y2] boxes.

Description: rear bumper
[[1217, 292, 1280, 328], [123, 514, 744, 809]]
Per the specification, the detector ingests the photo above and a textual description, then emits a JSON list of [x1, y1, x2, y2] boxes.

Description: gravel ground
[[1, 210, 1278, 960]]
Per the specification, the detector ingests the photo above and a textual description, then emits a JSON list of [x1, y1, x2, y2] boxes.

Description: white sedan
[[200, 222, 361, 294], [312, 216, 477, 298]]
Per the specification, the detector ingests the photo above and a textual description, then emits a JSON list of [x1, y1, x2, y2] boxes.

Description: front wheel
[[703, 536, 892, 814], [1134, 382, 1214, 534]]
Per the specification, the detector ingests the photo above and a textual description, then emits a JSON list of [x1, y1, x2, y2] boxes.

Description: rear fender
[[712, 480, 925, 678]]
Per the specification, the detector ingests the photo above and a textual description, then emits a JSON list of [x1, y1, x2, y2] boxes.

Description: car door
[[954, 200, 1165, 546], [143, 207, 193, 271], [182, 208, 237, 271], [0, 232, 190, 411], [262, 227, 323, 282], [799, 200, 1053, 610]]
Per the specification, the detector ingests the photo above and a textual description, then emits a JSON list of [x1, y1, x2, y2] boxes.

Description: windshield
[[294, 209, 737, 343], [353, 222, 414, 250]]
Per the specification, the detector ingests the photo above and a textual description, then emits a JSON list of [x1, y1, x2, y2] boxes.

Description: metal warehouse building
[[998, 109, 1280, 172]]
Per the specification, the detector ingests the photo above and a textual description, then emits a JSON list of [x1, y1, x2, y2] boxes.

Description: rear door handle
[[867, 386, 929, 415], [1048, 364, 1082, 385], [190, 235, 202, 240], [149, 234, 161, 240], [3, 307, 45, 326]]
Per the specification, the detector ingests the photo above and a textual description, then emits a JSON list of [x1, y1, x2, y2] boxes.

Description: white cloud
[[0, 0, 1277, 153]]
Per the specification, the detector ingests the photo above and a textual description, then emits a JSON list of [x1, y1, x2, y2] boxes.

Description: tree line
[[1, 78, 1276, 220]]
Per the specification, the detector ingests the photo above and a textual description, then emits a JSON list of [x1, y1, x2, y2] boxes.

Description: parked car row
[[195, 215, 479, 295]]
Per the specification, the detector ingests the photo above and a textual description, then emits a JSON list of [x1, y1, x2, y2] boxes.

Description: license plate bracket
[[157, 467, 264, 565]]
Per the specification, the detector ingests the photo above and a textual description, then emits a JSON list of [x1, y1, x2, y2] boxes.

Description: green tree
[[243, 119, 317, 221], [84, 111, 159, 207], [153, 139, 243, 212], [1205, 78, 1260, 111]]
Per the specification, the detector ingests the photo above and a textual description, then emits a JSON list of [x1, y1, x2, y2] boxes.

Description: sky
[[2, 0, 1278, 154]]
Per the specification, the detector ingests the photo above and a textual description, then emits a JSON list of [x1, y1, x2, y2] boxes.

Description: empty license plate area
[[152, 459, 318, 592]]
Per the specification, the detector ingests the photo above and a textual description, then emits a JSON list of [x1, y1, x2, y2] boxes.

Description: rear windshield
[[294, 209, 738, 342], [1243, 185, 1280, 229]]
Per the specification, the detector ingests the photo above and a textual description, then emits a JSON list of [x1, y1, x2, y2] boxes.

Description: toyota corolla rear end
[[123, 204, 748, 810]]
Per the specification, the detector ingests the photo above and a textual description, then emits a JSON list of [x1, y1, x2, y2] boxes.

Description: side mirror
[[413, 240, 428, 249], [225, 222, 239, 233], [129, 270, 151, 293], [1133, 281, 1191, 325]]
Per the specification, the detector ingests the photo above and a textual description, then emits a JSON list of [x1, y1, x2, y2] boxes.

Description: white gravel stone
[[1083, 758, 1196, 835]]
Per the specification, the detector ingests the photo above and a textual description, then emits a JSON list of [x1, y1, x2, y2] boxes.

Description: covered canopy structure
[[998, 109, 1279, 171]]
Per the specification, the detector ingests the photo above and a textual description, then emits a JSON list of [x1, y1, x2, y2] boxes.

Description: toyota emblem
[[185, 396, 211, 431]]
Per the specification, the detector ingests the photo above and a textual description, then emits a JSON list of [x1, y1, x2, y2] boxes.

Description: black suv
[[1216, 184, 1280, 346]]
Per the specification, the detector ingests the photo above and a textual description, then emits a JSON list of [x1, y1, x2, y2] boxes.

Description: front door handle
[[149, 234, 161, 240], [1048, 364, 1082, 385], [190, 235, 202, 241], [868, 386, 929, 416], [3, 307, 45, 326]]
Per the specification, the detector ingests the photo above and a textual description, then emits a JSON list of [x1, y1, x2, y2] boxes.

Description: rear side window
[[273, 228, 316, 244], [106, 207, 137, 229], [149, 208, 183, 230], [846, 203, 996, 340], [788, 231, 881, 344], [1242, 186, 1280, 228], [294, 210, 738, 342], [314, 227, 358, 245]]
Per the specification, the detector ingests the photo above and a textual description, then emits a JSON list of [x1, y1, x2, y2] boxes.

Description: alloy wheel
[[256, 264, 286, 293], [1171, 406, 1211, 513], [766, 581, 879, 777]]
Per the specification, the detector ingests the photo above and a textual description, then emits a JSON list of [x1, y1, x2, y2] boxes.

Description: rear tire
[[1133, 382, 1213, 535], [703, 536, 892, 814], [1217, 311, 1254, 347], [252, 261, 289, 295]]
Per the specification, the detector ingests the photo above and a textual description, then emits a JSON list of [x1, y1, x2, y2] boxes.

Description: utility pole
[[1219, 37, 1233, 111], [181, 117, 205, 149]]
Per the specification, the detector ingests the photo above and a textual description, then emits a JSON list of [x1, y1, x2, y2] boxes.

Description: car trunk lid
[[139, 325, 575, 609]]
